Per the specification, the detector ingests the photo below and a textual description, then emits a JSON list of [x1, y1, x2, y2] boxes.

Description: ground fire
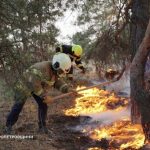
[[64, 86, 145, 149], [65, 86, 128, 116]]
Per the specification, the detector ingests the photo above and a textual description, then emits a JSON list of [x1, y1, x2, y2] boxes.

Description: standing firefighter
[[4, 53, 72, 134], [56, 44, 85, 80]]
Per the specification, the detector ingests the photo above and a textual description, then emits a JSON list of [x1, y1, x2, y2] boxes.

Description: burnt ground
[[0, 96, 110, 150], [0, 79, 103, 150], [0, 94, 85, 150], [0, 79, 149, 150]]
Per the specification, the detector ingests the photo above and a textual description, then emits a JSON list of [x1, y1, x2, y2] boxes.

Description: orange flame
[[65, 86, 128, 116], [64, 86, 145, 149], [88, 119, 145, 149]]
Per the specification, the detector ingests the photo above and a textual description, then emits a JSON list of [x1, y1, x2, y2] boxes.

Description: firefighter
[[55, 44, 85, 80], [4, 53, 72, 134]]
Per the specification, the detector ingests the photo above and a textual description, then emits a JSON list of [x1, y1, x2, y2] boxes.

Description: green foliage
[[71, 0, 131, 65], [0, 78, 14, 100], [0, 0, 72, 87], [71, 30, 95, 59]]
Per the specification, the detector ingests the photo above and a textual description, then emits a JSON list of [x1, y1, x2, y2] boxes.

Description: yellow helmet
[[72, 45, 83, 57]]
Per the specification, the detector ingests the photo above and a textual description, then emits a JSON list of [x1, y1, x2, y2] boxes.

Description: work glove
[[68, 88, 77, 93], [38, 91, 54, 104], [43, 95, 53, 104]]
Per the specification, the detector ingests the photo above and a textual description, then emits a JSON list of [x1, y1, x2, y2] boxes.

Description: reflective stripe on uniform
[[77, 64, 83, 68], [67, 74, 73, 77], [76, 57, 81, 61]]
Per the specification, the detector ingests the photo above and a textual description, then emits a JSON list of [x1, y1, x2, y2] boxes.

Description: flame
[[65, 86, 128, 116], [64, 86, 145, 149], [88, 148, 102, 150], [88, 119, 145, 149]]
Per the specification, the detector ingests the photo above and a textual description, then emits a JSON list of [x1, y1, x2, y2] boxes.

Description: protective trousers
[[6, 90, 48, 128]]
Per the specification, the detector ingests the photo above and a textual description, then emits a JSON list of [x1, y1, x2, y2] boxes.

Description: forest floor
[[0, 78, 99, 150], [0, 71, 148, 150]]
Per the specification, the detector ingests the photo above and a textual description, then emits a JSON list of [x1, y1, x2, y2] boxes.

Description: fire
[[88, 119, 145, 149], [65, 86, 128, 116], [64, 86, 145, 149], [88, 148, 102, 150]]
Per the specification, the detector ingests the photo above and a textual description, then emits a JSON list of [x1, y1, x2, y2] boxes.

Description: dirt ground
[[0, 79, 100, 150], [0, 77, 148, 150]]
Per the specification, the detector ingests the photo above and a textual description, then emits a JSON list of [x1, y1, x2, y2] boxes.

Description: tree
[[0, 0, 72, 86], [72, 0, 131, 66], [130, 0, 150, 60], [130, 0, 150, 124], [71, 31, 94, 59], [130, 19, 150, 143]]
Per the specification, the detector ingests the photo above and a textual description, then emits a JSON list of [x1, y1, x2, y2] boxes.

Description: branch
[[115, 0, 132, 43], [116, 63, 126, 80], [115, 0, 127, 31]]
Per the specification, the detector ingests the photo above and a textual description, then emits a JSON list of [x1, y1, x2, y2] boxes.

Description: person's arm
[[53, 79, 69, 93], [75, 57, 85, 73]]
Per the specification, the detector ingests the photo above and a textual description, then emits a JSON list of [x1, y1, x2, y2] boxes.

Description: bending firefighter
[[4, 53, 72, 134], [56, 44, 85, 80]]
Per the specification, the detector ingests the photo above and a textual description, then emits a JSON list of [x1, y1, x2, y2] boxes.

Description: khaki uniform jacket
[[15, 61, 68, 97]]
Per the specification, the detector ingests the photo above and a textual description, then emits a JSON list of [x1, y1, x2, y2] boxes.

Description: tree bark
[[130, 19, 150, 142], [130, 0, 150, 60], [130, 0, 150, 124]]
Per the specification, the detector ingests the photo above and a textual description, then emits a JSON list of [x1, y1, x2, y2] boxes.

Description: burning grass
[[87, 119, 145, 149], [64, 86, 145, 149], [65, 86, 128, 116]]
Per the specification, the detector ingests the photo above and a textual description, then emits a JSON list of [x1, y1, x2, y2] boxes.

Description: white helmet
[[52, 53, 71, 73]]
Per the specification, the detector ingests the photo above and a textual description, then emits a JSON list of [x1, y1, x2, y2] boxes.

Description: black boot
[[3, 125, 12, 134], [38, 125, 49, 134]]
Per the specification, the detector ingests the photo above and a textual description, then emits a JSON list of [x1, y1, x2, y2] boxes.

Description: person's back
[[15, 61, 53, 97]]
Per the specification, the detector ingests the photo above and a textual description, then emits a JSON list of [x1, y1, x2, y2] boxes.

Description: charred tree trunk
[[130, 0, 150, 124], [130, 20, 150, 142]]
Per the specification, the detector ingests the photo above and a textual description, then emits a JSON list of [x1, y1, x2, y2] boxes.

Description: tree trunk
[[130, 0, 150, 59], [130, 19, 150, 142], [130, 0, 150, 124]]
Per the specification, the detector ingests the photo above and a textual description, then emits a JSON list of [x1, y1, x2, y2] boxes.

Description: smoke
[[88, 107, 130, 125], [71, 107, 131, 132]]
